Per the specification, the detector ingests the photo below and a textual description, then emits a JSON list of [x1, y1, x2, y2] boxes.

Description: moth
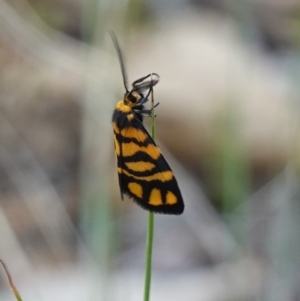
[[110, 32, 184, 214]]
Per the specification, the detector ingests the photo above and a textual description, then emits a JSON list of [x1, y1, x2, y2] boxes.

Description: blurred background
[[1, 0, 300, 300]]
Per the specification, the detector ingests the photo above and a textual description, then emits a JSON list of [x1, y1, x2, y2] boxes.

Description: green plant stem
[[143, 83, 156, 301], [144, 212, 154, 301]]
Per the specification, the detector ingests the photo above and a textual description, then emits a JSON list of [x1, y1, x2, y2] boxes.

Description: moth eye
[[128, 95, 137, 103]]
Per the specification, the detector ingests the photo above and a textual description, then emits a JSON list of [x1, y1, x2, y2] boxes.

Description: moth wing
[[117, 121, 184, 215]]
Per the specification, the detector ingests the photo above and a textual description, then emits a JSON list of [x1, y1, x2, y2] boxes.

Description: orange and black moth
[[110, 32, 184, 215]]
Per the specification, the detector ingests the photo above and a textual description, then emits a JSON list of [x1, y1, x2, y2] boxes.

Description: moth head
[[124, 73, 160, 108], [109, 32, 160, 109], [124, 91, 142, 108]]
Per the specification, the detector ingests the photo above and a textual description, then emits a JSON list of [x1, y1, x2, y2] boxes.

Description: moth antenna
[[109, 31, 129, 93]]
